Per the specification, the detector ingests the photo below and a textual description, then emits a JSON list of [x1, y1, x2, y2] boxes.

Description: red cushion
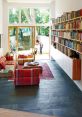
[[18, 55, 25, 58], [18, 54, 32, 58], [0, 61, 5, 69], [0, 57, 6, 63], [6, 56, 13, 61], [0, 57, 6, 69]]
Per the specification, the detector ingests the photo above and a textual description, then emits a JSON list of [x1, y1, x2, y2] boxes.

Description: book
[[73, 42, 77, 50], [80, 32, 82, 41], [76, 43, 80, 51], [71, 11, 76, 18], [80, 9, 82, 16], [80, 43, 82, 52], [75, 10, 80, 17], [80, 21, 82, 29], [76, 20, 81, 29]]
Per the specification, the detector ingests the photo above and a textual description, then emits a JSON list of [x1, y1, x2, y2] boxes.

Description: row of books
[[51, 36, 55, 44], [52, 30, 82, 41], [58, 38, 82, 52], [53, 9, 82, 24], [56, 44, 80, 58], [54, 20, 82, 29]]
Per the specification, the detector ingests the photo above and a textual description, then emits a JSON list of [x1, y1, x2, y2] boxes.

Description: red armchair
[[14, 68, 40, 87]]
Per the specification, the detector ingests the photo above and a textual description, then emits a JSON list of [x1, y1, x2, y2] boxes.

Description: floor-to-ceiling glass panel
[[9, 27, 17, 51], [18, 27, 34, 51], [9, 26, 35, 59], [36, 26, 49, 54], [35, 26, 50, 60]]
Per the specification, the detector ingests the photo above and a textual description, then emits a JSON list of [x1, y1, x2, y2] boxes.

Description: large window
[[36, 26, 49, 36], [21, 8, 32, 24], [34, 9, 50, 24], [8, 8, 50, 55], [9, 27, 17, 51], [8, 8, 50, 25], [9, 8, 19, 24]]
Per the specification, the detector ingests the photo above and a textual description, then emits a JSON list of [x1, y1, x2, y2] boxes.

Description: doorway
[[35, 26, 50, 60]]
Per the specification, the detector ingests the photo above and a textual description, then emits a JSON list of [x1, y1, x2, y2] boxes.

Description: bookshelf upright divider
[[51, 9, 82, 80]]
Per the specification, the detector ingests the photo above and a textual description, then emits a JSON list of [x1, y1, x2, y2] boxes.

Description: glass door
[[8, 26, 35, 59], [18, 27, 34, 50], [8, 27, 17, 52]]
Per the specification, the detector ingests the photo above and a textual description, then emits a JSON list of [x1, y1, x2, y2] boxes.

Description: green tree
[[34, 9, 50, 24], [9, 9, 19, 23]]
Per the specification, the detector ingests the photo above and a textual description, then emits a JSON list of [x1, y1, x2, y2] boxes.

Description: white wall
[[0, 0, 3, 34], [2, 0, 8, 54], [0, 48, 3, 57], [50, 0, 55, 18], [8, 2, 50, 8], [55, 0, 82, 18]]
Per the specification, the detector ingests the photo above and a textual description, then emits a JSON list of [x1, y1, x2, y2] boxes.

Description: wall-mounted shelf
[[51, 9, 82, 80], [52, 34, 82, 43], [54, 16, 82, 25]]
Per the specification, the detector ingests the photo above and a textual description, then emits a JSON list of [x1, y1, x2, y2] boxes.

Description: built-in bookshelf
[[51, 9, 82, 80]]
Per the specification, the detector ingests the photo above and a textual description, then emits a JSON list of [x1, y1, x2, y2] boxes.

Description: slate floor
[[0, 60, 82, 117]]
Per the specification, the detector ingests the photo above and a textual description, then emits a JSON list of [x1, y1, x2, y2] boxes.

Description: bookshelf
[[51, 9, 82, 80]]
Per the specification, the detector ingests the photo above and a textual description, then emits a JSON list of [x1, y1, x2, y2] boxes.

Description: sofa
[[14, 68, 40, 87], [0, 56, 17, 78], [18, 54, 34, 65]]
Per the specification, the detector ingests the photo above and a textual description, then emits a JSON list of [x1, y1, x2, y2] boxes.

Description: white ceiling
[[7, 0, 54, 3]]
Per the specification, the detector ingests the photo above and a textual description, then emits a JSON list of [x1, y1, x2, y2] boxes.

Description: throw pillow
[[6, 56, 13, 61], [0, 61, 6, 69], [18, 55, 25, 58], [0, 56, 6, 63]]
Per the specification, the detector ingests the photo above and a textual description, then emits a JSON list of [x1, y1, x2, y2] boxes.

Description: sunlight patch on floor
[[35, 54, 50, 60], [0, 108, 56, 117]]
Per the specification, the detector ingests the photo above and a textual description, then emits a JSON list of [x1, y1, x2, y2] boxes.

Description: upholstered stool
[[14, 68, 41, 87]]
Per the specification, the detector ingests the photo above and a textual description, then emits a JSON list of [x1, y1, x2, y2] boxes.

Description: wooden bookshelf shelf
[[54, 42, 82, 55], [53, 35, 82, 43], [54, 16, 82, 25], [51, 9, 82, 80], [52, 29, 82, 31]]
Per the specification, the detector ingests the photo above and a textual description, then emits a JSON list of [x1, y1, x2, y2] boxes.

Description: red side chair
[[14, 68, 40, 87]]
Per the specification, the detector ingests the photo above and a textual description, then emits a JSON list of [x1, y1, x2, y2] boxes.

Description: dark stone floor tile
[[0, 60, 82, 117]]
